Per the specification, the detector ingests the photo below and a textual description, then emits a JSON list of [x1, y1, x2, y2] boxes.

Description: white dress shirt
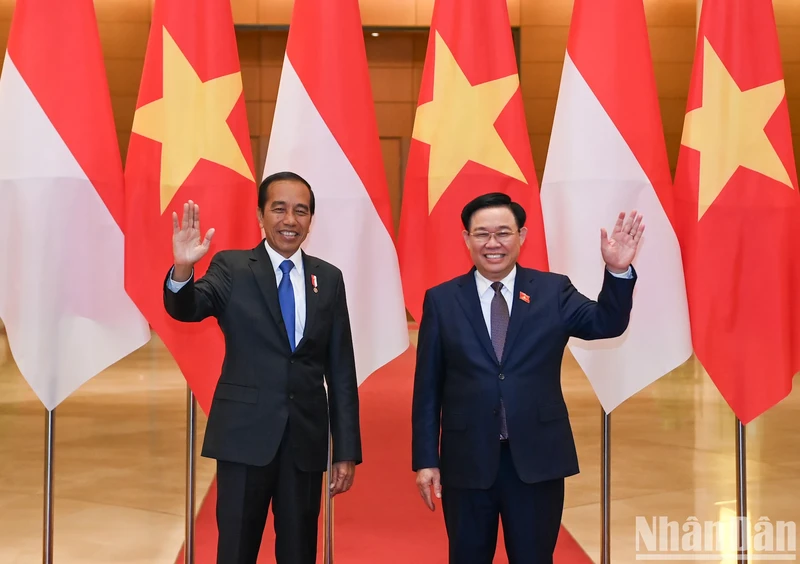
[[167, 241, 307, 346], [474, 265, 633, 335]]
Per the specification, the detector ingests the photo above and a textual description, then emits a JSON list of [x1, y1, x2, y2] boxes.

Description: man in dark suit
[[164, 171, 361, 564], [412, 192, 643, 563]]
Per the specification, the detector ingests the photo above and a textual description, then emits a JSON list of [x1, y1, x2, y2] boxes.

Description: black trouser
[[215, 426, 323, 564], [442, 442, 565, 564]]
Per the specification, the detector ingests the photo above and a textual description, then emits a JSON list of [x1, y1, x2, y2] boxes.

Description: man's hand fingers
[[433, 475, 442, 500], [172, 212, 179, 234]]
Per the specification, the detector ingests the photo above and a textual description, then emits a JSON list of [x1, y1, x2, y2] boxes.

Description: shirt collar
[[264, 240, 304, 275], [474, 265, 516, 296]]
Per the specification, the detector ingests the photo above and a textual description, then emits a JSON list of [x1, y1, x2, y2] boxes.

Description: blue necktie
[[278, 260, 295, 351]]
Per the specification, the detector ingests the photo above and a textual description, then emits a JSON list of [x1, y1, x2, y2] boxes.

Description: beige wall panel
[[775, 0, 800, 26], [529, 133, 551, 171], [778, 27, 800, 62], [259, 65, 282, 102], [94, 0, 150, 23], [520, 26, 568, 64], [374, 102, 415, 137], [643, 0, 695, 27], [412, 33, 429, 64], [259, 101, 276, 136], [117, 129, 131, 163], [519, 62, 563, 99], [106, 58, 145, 96], [664, 133, 683, 172], [648, 26, 696, 63], [785, 64, 800, 99], [415, 0, 519, 27], [366, 34, 415, 68], [237, 31, 262, 66], [659, 98, 689, 136], [380, 138, 403, 232], [412, 66, 423, 101], [521, 0, 573, 27], [231, 0, 258, 25], [240, 65, 260, 102], [245, 101, 260, 137], [111, 95, 138, 133], [98, 22, 149, 59], [259, 32, 288, 65], [259, 0, 292, 25], [523, 97, 557, 135], [370, 67, 415, 103], [362, 0, 414, 27], [653, 62, 693, 99]]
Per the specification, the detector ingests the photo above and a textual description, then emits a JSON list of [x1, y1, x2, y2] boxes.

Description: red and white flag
[[540, 0, 692, 412], [0, 0, 150, 410], [263, 0, 409, 384]]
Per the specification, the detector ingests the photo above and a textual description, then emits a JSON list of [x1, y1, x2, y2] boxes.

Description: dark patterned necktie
[[491, 282, 509, 440]]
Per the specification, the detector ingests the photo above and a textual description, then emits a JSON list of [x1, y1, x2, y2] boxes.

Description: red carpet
[[176, 346, 593, 563]]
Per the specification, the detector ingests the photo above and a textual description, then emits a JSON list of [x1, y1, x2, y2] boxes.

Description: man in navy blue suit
[[411, 192, 643, 563]]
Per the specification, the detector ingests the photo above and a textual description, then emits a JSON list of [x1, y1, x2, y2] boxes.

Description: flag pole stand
[[185, 387, 197, 564], [43, 407, 55, 564], [735, 417, 748, 563], [324, 429, 333, 564], [601, 408, 611, 564]]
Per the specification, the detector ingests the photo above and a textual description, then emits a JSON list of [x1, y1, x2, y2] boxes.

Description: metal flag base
[[185, 387, 197, 564], [601, 408, 610, 564], [43, 408, 55, 564], [736, 417, 748, 563]]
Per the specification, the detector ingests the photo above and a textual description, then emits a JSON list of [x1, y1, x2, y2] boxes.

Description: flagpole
[[601, 408, 611, 564], [43, 407, 55, 564], [735, 417, 748, 563], [185, 386, 197, 564]]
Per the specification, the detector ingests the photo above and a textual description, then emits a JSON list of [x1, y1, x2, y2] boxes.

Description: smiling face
[[462, 206, 527, 281], [258, 179, 312, 258]]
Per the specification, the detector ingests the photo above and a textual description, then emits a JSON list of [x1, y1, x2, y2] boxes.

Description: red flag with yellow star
[[123, 0, 261, 412], [674, 0, 800, 423], [397, 0, 548, 322]]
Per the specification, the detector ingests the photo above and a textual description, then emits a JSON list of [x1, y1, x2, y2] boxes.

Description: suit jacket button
[[289, 393, 294, 400], [499, 373, 505, 380]]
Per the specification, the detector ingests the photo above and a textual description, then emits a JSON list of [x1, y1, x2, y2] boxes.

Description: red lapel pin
[[311, 274, 319, 293], [519, 291, 530, 303]]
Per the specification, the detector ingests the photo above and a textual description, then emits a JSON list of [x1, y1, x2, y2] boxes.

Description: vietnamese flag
[[124, 0, 261, 412], [398, 0, 549, 322], [674, 0, 800, 423]]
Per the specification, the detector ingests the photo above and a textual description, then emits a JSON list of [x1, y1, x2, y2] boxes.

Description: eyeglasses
[[469, 230, 518, 242]]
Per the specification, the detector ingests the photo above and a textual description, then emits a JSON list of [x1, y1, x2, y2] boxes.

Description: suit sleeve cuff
[[166, 266, 193, 292], [606, 265, 633, 279]]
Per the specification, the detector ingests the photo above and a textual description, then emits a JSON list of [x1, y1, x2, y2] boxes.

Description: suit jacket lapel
[[295, 251, 319, 352], [502, 266, 533, 363], [248, 241, 291, 349], [454, 270, 497, 364]]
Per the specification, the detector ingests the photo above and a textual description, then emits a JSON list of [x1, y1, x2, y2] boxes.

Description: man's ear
[[519, 226, 528, 245], [462, 229, 470, 248]]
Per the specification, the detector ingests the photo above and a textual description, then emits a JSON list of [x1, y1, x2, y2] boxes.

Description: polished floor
[[0, 327, 798, 563]]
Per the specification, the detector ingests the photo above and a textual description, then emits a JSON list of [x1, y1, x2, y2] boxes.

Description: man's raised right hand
[[171, 200, 215, 281], [416, 468, 442, 511]]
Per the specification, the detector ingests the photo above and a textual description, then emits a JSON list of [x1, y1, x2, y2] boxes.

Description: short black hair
[[258, 171, 315, 215], [461, 192, 526, 230]]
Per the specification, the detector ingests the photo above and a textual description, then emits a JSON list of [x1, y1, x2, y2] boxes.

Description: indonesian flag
[[124, 0, 262, 412], [0, 0, 150, 410], [674, 0, 800, 423], [398, 0, 549, 322], [539, 0, 692, 412], [263, 0, 409, 385]]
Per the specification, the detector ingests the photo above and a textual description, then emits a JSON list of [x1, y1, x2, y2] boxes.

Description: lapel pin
[[519, 291, 530, 303], [311, 274, 319, 293]]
